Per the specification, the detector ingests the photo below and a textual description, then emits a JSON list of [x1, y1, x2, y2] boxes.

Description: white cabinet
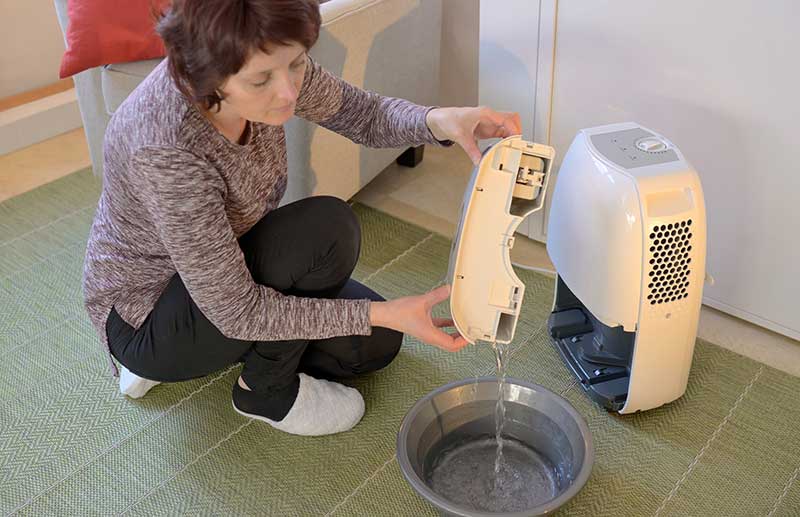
[[479, 0, 800, 340]]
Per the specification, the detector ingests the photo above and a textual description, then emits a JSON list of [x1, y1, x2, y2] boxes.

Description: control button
[[636, 137, 668, 153]]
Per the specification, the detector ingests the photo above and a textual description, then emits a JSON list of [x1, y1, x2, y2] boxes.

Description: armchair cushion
[[59, 0, 168, 78]]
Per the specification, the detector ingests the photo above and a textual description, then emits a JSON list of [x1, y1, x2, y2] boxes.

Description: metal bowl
[[397, 377, 593, 516]]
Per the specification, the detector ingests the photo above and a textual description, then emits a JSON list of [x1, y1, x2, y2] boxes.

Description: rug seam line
[[653, 364, 764, 516]]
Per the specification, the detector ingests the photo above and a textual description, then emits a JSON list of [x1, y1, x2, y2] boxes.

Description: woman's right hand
[[370, 285, 469, 352]]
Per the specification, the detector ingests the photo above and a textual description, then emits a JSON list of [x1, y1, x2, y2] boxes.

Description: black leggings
[[106, 196, 403, 410]]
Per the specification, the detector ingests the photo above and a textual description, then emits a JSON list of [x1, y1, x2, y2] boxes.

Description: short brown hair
[[157, 0, 321, 111]]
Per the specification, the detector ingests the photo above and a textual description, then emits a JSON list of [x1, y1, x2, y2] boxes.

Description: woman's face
[[218, 41, 308, 126]]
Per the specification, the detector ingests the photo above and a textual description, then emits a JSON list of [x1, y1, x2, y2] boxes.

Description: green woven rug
[[1, 169, 799, 516]]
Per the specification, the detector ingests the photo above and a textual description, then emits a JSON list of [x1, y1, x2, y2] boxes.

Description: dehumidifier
[[546, 122, 706, 414]]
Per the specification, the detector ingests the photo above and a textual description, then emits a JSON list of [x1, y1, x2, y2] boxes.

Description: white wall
[[478, 0, 540, 140], [478, 0, 550, 239], [440, 0, 479, 107], [0, 0, 66, 98]]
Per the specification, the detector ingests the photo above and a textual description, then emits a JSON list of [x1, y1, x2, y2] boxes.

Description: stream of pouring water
[[492, 341, 510, 479]]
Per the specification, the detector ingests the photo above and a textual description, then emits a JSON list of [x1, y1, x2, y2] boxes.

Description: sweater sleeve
[[131, 146, 372, 341], [294, 55, 453, 149]]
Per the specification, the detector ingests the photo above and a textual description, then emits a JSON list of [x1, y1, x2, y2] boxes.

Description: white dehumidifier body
[[546, 122, 706, 414]]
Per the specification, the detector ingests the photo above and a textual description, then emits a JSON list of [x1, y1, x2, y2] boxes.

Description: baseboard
[[0, 88, 82, 155], [702, 295, 800, 342]]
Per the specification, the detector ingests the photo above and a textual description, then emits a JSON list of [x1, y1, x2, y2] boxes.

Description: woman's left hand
[[426, 106, 522, 165]]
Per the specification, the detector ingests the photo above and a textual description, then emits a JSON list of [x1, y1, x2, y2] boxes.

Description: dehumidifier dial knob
[[635, 136, 669, 153]]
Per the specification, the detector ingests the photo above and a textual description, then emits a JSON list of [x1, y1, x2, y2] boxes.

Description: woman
[[83, 0, 522, 437]]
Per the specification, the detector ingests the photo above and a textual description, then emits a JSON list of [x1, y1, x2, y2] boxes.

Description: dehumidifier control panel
[[590, 128, 679, 170]]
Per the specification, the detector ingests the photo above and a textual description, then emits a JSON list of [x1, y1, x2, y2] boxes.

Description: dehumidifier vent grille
[[646, 219, 694, 305]]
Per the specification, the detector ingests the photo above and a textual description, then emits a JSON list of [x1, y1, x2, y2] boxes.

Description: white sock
[[119, 364, 161, 398], [235, 373, 365, 436]]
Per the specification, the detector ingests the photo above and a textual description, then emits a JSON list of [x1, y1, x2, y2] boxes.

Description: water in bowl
[[425, 433, 560, 513]]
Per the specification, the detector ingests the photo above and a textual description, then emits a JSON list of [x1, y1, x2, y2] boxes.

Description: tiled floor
[[2, 130, 798, 377]]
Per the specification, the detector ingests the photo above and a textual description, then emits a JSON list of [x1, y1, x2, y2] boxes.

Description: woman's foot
[[231, 373, 364, 436], [119, 364, 161, 398]]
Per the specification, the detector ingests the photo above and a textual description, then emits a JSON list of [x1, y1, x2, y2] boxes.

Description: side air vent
[[646, 219, 694, 305]]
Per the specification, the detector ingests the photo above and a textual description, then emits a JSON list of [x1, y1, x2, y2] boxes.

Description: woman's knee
[[243, 196, 361, 292], [304, 196, 361, 281], [350, 327, 403, 375], [375, 328, 403, 368], [301, 327, 402, 379]]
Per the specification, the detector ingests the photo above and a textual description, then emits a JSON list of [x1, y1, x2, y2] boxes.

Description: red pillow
[[59, 0, 170, 78]]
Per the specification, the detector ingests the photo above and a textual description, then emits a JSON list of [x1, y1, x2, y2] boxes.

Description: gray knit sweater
[[83, 56, 444, 375]]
